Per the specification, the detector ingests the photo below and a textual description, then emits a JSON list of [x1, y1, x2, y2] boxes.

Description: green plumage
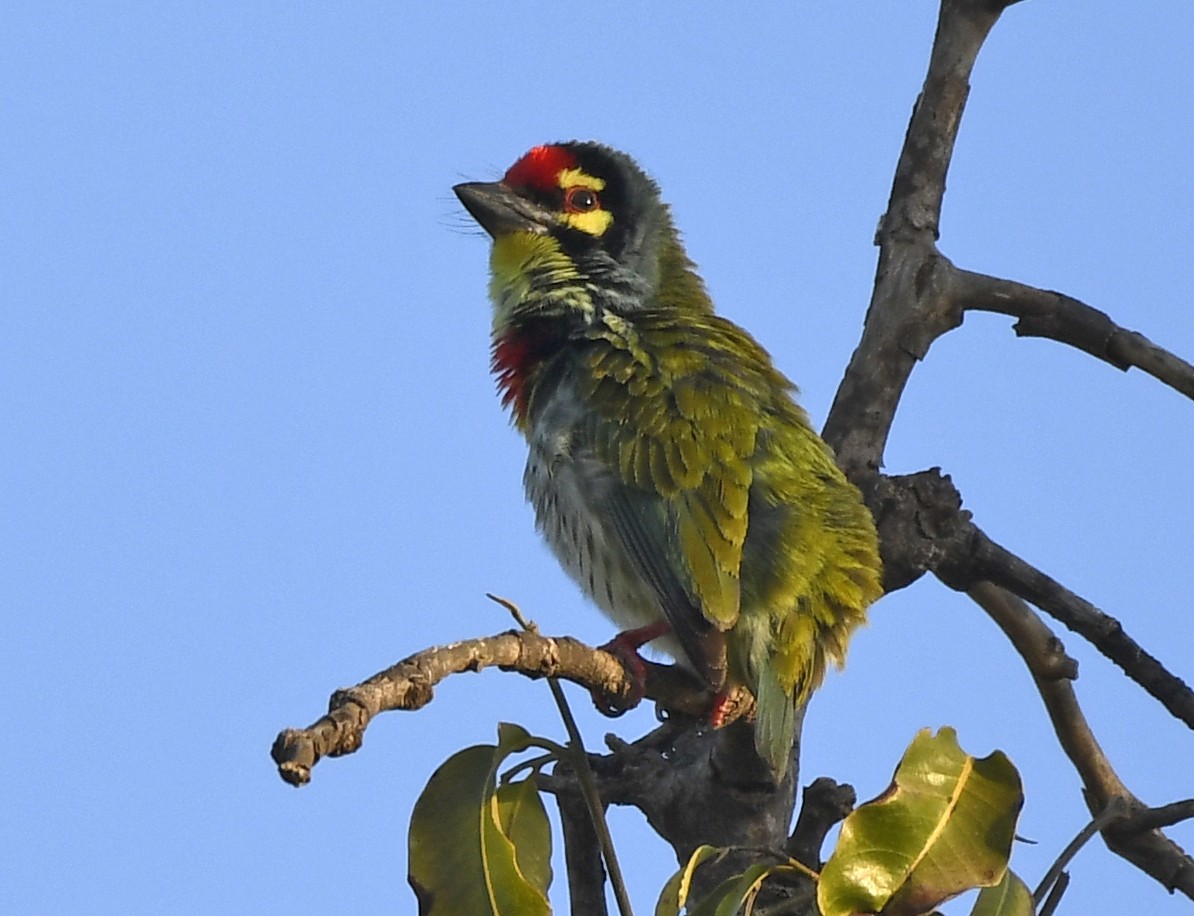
[[455, 142, 883, 777]]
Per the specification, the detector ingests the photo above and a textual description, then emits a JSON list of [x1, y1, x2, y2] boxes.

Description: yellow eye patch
[[563, 209, 614, 236], [555, 168, 613, 236], [556, 168, 605, 191]]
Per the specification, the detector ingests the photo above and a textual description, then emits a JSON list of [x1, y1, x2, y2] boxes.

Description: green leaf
[[687, 862, 773, 916], [408, 724, 553, 916], [658, 849, 811, 916], [656, 846, 727, 915], [970, 869, 1034, 916], [495, 778, 552, 895], [692, 863, 810, 916], [818, 727, 1023, 916]]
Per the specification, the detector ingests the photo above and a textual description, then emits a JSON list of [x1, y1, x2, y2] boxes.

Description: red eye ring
[[564, 187, 599, 213]]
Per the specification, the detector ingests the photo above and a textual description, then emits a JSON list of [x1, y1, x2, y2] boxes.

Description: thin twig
[[489, 595, 635, 916], [1033, 800, 1128, 905], [1037, 870, 1070, 916]]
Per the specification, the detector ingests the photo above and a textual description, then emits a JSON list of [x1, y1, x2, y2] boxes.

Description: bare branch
[[1125, 800, 1194, 833], [826, 0, 1192, 483], [853, 468, 1194, 901], [862, 468, 1194, 731], [967, 584, 1126, 797], [968, 583, 1194, 900], [270, 630, 712, 787], [824, 0, 1010, 474], [966, 532, 1194, 730], [953, 269, 1194, 400]]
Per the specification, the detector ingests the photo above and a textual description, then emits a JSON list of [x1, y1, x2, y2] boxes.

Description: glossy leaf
[[688, 862, 773, 916], [408, 724, 552, 916], [818, 727, 1023, 916], [656, 845, 726, 915], [691, 863, 809, 916], [970, 869, 1034, 916], [495, 777, 552, 895], [658, 848, 811, 916]]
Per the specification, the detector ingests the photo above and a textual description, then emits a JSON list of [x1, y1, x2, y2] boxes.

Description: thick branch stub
[[860, 468, 975, 592], [570, 719, 802, 905], [787, 777, 856, 869]]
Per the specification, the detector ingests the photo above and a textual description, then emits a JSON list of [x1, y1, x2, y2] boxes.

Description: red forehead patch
[[503, 145, 576, 191]]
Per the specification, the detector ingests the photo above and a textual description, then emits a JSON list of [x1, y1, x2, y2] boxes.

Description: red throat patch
[[491, 327, 551, 422], [503, 145, 576, 192]]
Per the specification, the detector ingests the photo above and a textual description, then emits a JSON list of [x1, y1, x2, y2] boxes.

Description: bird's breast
[[521, 389, 665, 636]]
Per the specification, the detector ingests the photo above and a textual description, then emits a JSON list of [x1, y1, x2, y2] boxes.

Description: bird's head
[[455, 142, 708, 326]]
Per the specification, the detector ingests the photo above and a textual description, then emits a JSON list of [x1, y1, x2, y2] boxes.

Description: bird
[[454, 142, 882, 778]]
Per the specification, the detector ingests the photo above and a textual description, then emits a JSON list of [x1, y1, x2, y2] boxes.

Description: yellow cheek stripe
[[488, 232, 592, 326], [564, 209, 614, 237], [556, 168, 605, 191], [490, 233, 578, 287]]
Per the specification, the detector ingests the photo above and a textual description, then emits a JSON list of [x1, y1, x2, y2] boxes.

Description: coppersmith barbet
[[454, 142, 882, 777]]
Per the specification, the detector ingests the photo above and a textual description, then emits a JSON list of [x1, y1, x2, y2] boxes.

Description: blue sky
[[4, 3, 1192, 914]]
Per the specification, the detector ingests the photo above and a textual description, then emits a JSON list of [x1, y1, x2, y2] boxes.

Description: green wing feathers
[[579, 309, 883, 775], [582, 312, 769, 627]]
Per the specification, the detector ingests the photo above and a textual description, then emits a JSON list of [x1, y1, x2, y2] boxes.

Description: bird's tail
[[753, 662, 796, 779]]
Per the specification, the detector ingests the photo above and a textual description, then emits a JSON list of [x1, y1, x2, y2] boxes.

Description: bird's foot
[[708, 690, 733, 729], [590, 621, 671, 717], [707, 685, 755, 730]]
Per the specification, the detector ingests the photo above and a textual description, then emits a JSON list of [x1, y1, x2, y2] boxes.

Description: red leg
[[590, 621, 671, 716]]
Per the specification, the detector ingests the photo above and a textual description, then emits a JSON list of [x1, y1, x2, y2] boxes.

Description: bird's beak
[[453, 181, 553, 238]]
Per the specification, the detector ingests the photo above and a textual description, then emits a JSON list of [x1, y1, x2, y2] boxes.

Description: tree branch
[[270, 630, 713, 786], [952, 269, 1194, 400], [861, 466, 1194, 731], [539, 717, 803, 905], [1125, 799, 1194, 834], [840, 465, 1194, 900], [786, 777, 856, 869], [554, 762, 610, 916], [822, 1, 1192, 471], [814, 3, 1194, 900], [824, 0, 1008, 475], [967, 533, 1194, 730], [968, 582, 1194, 900]]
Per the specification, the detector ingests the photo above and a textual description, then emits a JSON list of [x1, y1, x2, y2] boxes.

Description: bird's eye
[[564, 187, 599, 213]]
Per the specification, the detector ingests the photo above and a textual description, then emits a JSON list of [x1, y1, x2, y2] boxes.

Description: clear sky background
[[4, 3, 1192, 914]]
